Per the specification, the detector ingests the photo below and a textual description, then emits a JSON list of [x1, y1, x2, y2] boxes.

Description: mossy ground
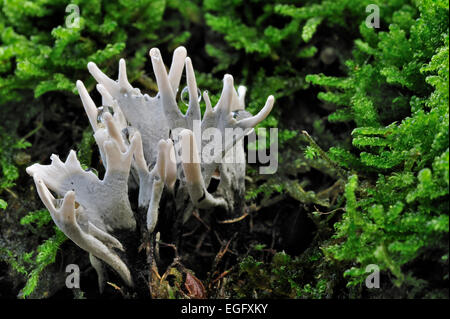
[[0, 0, 448, 299]]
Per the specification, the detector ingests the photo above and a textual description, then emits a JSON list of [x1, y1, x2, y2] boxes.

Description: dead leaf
[[184, 272, 206, 299]]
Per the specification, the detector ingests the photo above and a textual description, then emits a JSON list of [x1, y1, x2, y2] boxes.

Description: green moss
[[19, 228, 67, 298], [306, 0, 449, 291]]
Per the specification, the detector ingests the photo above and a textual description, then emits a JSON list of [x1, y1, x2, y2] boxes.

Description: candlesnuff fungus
[[26, 46, 275, 292]]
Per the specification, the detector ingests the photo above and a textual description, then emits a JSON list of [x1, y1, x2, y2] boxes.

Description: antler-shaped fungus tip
[[118, 58, 134, 92], [238, 95, 275, 129]]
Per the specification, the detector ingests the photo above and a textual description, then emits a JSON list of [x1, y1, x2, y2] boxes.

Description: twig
[[143, 231, 154, 297], [195, 231, 208, 252], [213, 234, 236, 267], [313, 206, 345, 216], [182, 224, 201, 237], [217, 212, 249, 224], [137, 74, 158, 92], [107, 282, 126, 297], [302, 130, 347, 180], [157, 241, 180, 259], [192, 211, 211, 231], [212, 269, 232, 284], [22, 121, 43, 140], [316, 179, 344, 199], [4, 187, 18, 199]]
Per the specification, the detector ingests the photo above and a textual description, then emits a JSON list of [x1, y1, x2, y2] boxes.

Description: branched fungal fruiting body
[[26, 46, 275, 291]]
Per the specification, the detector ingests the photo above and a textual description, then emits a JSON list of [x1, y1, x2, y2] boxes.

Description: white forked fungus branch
[[26, 46, 275, 291]]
